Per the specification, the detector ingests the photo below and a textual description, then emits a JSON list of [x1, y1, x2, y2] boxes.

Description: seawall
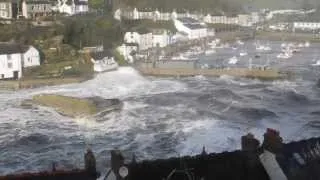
[[136, 66, 284, 80], [0, 77, 90, 91], [255, 31, 320, 42]]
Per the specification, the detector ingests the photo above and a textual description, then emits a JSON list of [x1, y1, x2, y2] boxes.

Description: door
[[13, 71, 19, 80]]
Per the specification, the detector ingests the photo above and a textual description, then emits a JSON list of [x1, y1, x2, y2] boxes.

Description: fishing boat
[[277, 52, 292, 59], [311, 60, 320, 66], [239, 51, 248, 56], [237, 40, 244, 45], [305, 41, 310, 47], [91, 51, 119, 73], [228, 56, 238, 64], [204, 49, 216, 55]]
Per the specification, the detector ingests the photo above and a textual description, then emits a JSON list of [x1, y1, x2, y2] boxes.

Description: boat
[[277, 52, 292, 59], [171, 54, 196, 61], [281, 43, 287, 47], [239, 51, 248, 56], [228, 56, 238, 64], [263, 45, 271, 51], [92, 57, 118, 73], [204, 49, 216, 55], [237, 40, 244, 45], [298, 43, 304, 48], [305, 41, 310, 47], [311, 60, 320, 66]]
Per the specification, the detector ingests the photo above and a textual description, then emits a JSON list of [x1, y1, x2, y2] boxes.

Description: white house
[[124, 31, 153, 51], [23, 46, 41, 67], [74, 0, 89, 14], [293, 22, 320, 31], [151, 29, 171, 48], [174, 17, 207, 39], [90, 51, 118, 72], [0, 44, 40, 79], [51, 0, 89, 16]]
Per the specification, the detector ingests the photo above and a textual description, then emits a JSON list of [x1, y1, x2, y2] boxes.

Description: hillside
[[119, 0, 244, 14], [116, 0, 320, 13], [235, 0, 319, 11]]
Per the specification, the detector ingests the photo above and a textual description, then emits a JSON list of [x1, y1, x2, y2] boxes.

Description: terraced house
[[22, 0, 53, 19], [0, 0, 18, 19]]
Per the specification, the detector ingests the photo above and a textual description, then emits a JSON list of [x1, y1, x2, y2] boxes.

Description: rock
[[24, 94, 123, 118]]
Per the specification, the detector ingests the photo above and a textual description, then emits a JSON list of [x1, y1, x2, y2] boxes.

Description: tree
[[89, 0, 104, 9]]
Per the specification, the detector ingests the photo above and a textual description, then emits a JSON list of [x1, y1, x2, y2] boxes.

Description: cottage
[[90, 51, 118, 73], [74, 0, 89, 14], [22, 0, 53, 19], [151, 29, 172, 48], [124, 30, 153, 51], [174, 17, 207, 39], [0, 43, 40, 79], [0, 0, 16, 19]]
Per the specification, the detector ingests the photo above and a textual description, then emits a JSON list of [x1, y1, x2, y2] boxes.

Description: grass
[[32, 94, 98, 117]]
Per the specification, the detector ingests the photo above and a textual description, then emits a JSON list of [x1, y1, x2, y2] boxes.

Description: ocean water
[[1, 41, 320, 175]]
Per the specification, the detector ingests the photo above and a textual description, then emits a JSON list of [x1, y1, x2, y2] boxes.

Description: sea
[[1, 40, 320, 175]]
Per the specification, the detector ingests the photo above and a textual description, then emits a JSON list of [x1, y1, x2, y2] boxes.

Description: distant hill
[[116, 0, 320, 13], [235, 0, 319, 11], [119, 0, 244, 14]]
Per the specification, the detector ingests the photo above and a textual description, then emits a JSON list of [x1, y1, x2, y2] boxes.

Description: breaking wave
[[0, 58, 320, 175]]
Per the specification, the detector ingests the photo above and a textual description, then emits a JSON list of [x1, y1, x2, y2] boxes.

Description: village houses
[[22, 0, 54, 19], [0, 43, 40, 79]]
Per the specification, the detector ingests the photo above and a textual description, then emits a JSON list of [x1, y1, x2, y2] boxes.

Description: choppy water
[[1, 41, 320, 175]]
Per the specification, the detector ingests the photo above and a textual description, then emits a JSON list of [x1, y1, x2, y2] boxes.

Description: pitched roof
[[0, 43, 30, 54], [184, 23, 206, 29], [74, 0, 88, 5], [177, 17, 199, 24], [25, 0, 52, 4], [90, 51, 113, 60]]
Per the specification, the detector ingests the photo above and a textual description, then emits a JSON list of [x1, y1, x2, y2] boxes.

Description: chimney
[[241, 133, 260, 151], [262, 128, 283, 153]]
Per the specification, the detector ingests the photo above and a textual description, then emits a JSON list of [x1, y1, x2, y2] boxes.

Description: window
[[28, 58, 31, 62], [0, 3, 5, 10], [7, 62, 12, 68], [7, 54, 11, 60]]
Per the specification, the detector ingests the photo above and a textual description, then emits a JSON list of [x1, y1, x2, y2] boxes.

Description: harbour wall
[[136, 61, 283, 80]]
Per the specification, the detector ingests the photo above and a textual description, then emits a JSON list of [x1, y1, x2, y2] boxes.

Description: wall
[[0, 53, 22, 79], [23, 46, 40, 67], [152, 33, 170, 47]]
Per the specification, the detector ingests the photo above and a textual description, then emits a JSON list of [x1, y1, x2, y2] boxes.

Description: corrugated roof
[[0, 43, 30, 54]]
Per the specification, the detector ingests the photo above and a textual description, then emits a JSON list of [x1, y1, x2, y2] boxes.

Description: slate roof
[[74, 0, 88, 6], [177, 17, 199, 24], [0, 43, 29, 55], [90, 51, 113, 61], [25, 0, 52, 4], [184, 23, 206, 29]]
